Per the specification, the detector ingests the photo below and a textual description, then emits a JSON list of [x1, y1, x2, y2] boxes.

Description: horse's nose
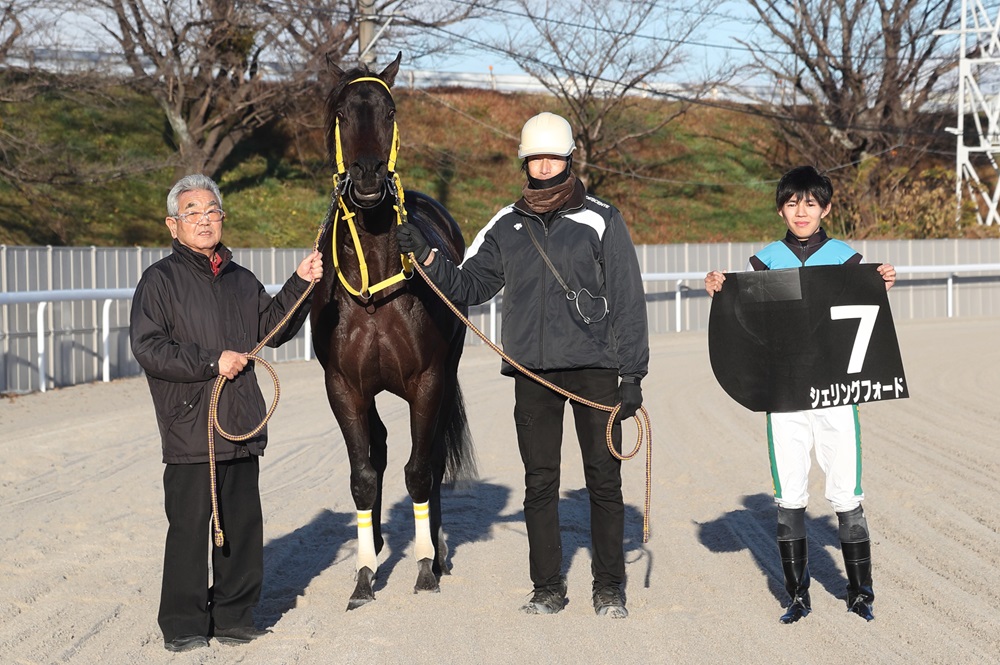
[[349, 157, 388, 186]]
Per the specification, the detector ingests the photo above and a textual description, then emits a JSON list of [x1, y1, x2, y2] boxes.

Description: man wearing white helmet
[[398, 111, 649, 619]]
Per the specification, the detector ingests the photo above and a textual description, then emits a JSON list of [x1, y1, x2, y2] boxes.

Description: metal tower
[[946, 0, 1000, 225]]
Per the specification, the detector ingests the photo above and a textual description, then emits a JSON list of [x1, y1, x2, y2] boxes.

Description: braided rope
[[409, 258, 653, 543], [207, 226, 324, 548]]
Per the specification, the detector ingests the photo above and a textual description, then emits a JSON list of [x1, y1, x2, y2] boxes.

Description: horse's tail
[[442, 382, 477, 486]]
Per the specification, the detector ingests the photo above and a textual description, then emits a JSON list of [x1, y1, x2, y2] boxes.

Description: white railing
[[0, 285, 292, 393], [2, 264, 1000, 393], [647, 263, 1000, 326], [891, 263, 1000, 317]]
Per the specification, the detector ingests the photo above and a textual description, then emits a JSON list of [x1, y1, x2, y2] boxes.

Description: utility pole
[[358, 0, 394, 66], [359, 0, 376, 65], [942, 0, 1000, 225]]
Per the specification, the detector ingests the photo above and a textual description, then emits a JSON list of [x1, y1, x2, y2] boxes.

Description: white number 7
[[829, 305, 880, 374]]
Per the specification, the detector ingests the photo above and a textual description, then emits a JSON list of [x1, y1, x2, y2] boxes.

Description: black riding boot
[[778, 538, 811, 624], [842, 539, 875, 621]]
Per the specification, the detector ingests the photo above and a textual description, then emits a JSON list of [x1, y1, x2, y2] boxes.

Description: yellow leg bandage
[[356, 509, 378, 572], [413, 501, 434, 561]]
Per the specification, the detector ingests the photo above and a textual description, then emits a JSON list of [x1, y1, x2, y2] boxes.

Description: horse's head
[[325, 52, 402, 206]]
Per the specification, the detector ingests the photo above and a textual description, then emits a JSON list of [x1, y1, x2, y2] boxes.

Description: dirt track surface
[[2, 318, 999, 664]]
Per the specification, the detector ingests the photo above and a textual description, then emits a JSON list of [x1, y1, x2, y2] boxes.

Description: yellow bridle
[[330, 75, 413, 301]]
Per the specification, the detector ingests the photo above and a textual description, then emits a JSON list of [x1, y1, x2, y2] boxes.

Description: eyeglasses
[[173, 209, 225, 225]]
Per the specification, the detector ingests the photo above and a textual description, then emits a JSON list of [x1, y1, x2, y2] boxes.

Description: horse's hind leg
[[428, 354, 466, 578], [430, 440, 449, 577]]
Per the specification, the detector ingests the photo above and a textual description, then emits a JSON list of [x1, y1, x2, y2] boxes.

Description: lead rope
[[409, 258, 653, 543], [207, 224, 326, 548]]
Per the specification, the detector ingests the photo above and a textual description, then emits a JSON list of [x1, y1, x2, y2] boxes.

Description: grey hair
[[166, 174, 223, 216]]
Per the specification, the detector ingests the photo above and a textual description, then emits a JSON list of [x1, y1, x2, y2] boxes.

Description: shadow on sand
[[695, 493, 849, 605], [257, 479, 652, 623], [257, 508, 355, 627]]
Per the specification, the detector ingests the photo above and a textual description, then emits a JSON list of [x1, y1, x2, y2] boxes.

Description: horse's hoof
[[413, 558, 440, 594], [437, 533, 451, 576], [347, 566, 376, 611]]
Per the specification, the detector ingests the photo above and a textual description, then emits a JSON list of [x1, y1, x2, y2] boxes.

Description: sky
[[28, 0, 970, 89], [378, 0, 969, 90], [31, 1, 759, 81], [375, 1, 769, 81]]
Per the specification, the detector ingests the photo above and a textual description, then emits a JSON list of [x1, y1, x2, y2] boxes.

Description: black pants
[[513, 368, 625, 590], [158, 456, 263, 641]]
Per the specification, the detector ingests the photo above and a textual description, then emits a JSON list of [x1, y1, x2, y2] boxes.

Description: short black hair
[[775, 165, 833, 210]]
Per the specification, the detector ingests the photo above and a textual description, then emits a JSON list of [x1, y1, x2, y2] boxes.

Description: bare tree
[[739, 0, 959, 171], [70, 0, 483, 179], [1, 1, 178, 244], [1, 0, 117, 190], [0, 0, 48, 102], [496, 0, 725, 193], [0, 1, 22, 64]]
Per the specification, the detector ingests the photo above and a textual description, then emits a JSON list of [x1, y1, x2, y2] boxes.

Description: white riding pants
[[767, 404, 864, 512]]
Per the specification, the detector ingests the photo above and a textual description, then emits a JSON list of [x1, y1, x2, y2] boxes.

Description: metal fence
[[3, 239, 1000, 394]]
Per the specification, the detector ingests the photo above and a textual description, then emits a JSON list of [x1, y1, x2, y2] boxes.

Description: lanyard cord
[[524, 221, 573, 296]]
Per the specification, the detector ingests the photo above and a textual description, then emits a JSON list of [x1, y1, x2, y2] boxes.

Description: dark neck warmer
[[784, 226, 829, 248], [521, 171, 578, 214]]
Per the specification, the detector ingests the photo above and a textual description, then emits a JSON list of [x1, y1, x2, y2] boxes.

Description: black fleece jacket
[[422, 180, 649, 380], [130, 240, 311, 463]]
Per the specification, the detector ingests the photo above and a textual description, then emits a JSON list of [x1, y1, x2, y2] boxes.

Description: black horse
[[310, 53, 476, 610]]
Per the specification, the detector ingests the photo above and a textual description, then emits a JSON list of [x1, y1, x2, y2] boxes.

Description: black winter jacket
[[130, 240, 311, 464], [423, 180, 649, 380]]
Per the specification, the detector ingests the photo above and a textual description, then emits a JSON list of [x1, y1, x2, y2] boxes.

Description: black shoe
[[593, 585, 628, 618], [213, 626, 271, 645], [520, 581, 567, 615], [779, 592, 811, 624], [842, 539, 875, 622], [163, 635, 209, 652], [848, 593, 875, 621], [778, 537, 811, 625]]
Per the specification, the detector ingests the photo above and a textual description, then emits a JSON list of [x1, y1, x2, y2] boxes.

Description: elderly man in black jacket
[[130, 174, 322, 652]]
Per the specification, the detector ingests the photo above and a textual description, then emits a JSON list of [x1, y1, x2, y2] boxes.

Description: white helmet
[[518, 112, 576, 159]]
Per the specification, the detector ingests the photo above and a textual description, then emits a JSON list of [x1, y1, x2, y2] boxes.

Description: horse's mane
[[323, 63, 381, 161]]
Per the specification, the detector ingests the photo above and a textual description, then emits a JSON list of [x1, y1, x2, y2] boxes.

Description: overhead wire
[[72, 0, 963, 186], [242, 0, 971, 64], [383, 0, 966, 190], [396, 15, 961, 142]]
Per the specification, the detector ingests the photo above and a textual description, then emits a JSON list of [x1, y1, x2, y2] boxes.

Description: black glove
[[396, 223, 432, 263], [617, 380, 643, 421]]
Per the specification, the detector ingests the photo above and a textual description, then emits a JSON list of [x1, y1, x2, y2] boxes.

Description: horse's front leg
[[327, 375, 380, 610], [404, 374, 446, 594], [347, 404, 390, 611]]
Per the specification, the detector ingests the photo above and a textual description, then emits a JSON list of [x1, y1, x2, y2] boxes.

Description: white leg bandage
[[356, 509, 378, 572], [413, 501, 435, 561]]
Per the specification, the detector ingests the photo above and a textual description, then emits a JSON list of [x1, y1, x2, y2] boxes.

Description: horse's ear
[[379, 51, 402, 88], [328, 57, 346, 88]]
